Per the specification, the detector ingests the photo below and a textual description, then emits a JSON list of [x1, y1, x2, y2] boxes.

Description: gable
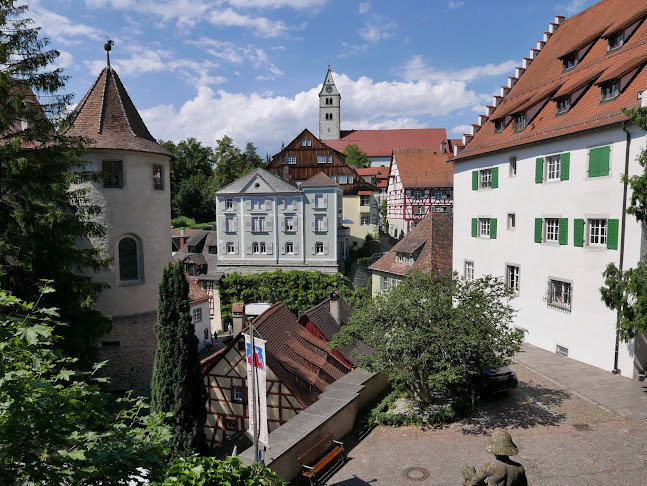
[[240, 173, 274, 193]]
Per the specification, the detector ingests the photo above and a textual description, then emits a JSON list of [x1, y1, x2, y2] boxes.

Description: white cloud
[[207, 8, 288, 38], [54, 50, 75, 70], [451, 124, 470, 135], [448, 1, 464, 8], [555, 0, 596, 15], [402, 55, 517, 83], [141, 73, 487, 157], [359, 2, 370, 14], [227, 0, 326, 8], [30, 5, 102, 45], [359, 17, 396, 42]]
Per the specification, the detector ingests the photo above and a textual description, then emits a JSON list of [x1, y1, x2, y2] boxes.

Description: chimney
[[232, 302, 246, 335], [440, 140, 447, 154], [329, 290, 340, 325], [179, 227, 186, 249]]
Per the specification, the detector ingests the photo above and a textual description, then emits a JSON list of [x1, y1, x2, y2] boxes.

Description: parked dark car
[[474, 366, 518, 396]]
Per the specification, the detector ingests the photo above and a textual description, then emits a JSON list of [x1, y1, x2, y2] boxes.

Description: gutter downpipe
[[614, 121, 632, 373]]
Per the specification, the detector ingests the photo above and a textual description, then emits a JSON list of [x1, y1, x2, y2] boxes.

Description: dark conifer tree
[[151, 262, 207, 455]]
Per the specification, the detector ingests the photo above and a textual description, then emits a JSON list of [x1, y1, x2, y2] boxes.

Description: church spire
[[319, 65, 341, 141]]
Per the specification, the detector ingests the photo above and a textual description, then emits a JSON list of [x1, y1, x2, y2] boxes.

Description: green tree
[[0, 286, 171, 485], [151, 262, 207, 455], [213, 135, 245, 189], [172, 172, 218, 223], [243, 141, 265, 171], [0, 0, 111, 365], [330, 272, 521, 403], [343, 144, 372, 168], [156, 455, 287, 486], [379, 199, 387, 229], [600, 106, 647, 342]]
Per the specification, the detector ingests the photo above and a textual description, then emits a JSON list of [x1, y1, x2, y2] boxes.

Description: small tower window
[[153, 164, 163, 190], [102, 160, 123, 188], [118, 236, 140, 281]]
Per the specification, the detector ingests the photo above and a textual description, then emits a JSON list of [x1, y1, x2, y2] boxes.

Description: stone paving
[[327, 344, 647, 485]]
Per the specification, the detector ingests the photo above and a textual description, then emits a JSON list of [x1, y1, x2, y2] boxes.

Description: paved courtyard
[[327, 344, 647, 485]]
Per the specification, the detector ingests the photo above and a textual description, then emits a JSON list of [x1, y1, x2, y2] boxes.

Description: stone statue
[[461, 429, 527, 486]]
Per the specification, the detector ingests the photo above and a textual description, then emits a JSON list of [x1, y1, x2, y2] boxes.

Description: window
[[396, 252, 413, 264], [562, 53, 577, 71], [508, 213, 516, 230], [102, 160, 123, 188], [225, 216, 237, 232], [509, 157, 517, 176], [315, 242, 324, 254], [601, 80, 620, 101], [315, 194, 327, 209], [118, 237, 139, 281], [380, 275, 388, 291], [360, 195, 370, 206], [360, 215, 370, 225], [281, 156, 286, 165], [252, 242, 259, 254], [507, 265, 520, 292], [546, 155, 561, 180], [556, 96, 570, 114], [301, 138, 307, 146], [208, 245, 217, 254], [260, 241, 266, 253], [285, 216, 295, 232], [514, 112, 526, 132], [589, 219, 607, 246], [607, 32, 623, 51], [192, 308, 202, 323], [412, 190, 422, 199], [226, 242, 235, 254], [479, 218, 490, 237], [288, 155, 296, 164], [315, 216, 326, 232], [233, 387, 243, 402], [317, 155, 327, 164], [225, 198, 234, 210], [414, 205, 425, 215], [226, 420, 237, 431], [252, 216, 266, 232], [464, 261, 474, 280], [331, 175, 337, 182], [285, 242, 294, 254], [494, 119, 505, 133], [547, 279, 572, 311], [338, 175, 348, 184], [480, 169, 492, 189], [188, 246, 196, 253], [153, 164, 163, 190], [545, 218, 559, 242], [307, 139, 312, 147], [447, 190, 453, 200]]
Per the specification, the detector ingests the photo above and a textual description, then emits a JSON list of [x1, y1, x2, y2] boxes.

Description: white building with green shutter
[[215, 168, 344, 275], [452, 4, 647, 378]]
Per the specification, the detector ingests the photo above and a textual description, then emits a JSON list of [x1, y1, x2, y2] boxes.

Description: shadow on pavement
[[328, 475, 378, 486], [460, 381, 569, 435]]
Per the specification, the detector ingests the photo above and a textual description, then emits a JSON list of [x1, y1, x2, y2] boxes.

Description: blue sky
[[30, 0, 597, 157]]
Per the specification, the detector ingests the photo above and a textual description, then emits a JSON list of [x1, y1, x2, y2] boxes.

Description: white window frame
[[225, 216, 236, 232], [412, 190, 422, 199], [252, 216, 266, 232], [545, 218, 559, 242], [607, 32, 624, 51], [285, 216, 295, 232], [414, 205, 425, 215], [509, 156, 517, 177], [506, 264, 520, 293], [507, 213, 516, 230], [317, 155, 327, 164], [233, 387, 243, 402], [396, 252, 413, 264], [226, 242, 235, 254], [225, 198, 234, 210], [315, 194, 326, 209], [192, 308, 202, 323], [288, 155, 296, 164], [479, 218, 490, 237], [546, 154, 561, 181], [315, 216, 325, 232], [338, 175, 348, 184], [601, 80, 620, 101], [360, 195, 370, 206], [547, 279, 572, 311], [285, 242, 294, 254], [588, 218, 607, 246], [480, 169, 492, 189], [360, 215, 370, 226], [514, 112, 527, 132], [464, 260, 474, 281], [315, 242, 324, 255]]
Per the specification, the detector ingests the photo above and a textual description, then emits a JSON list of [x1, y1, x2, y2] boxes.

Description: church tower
[[319, 66, 341, 140], [65, 42, 172, 395]]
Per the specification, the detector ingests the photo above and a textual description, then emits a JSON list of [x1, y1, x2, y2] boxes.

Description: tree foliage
[[330, 272, 521, 403], [0, 285, 171, 485], [0, 0, 111, 365], [155, 455, 287, 486], [343, 144, 372, 168], [217, 270, 348, 324], [151, 262, 207, 456], [600, 107, 647, 341], [213, 135, 265, 189]]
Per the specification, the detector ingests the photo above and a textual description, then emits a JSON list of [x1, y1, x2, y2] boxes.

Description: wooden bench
[[297, 433, 345, 486]]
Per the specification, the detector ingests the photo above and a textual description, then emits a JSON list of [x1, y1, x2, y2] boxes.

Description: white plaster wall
[[80, 149, 172, 317], [453, 125, 646, 377], [191, 299, 212, 348]]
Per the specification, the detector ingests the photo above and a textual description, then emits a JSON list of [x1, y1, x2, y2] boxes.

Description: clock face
[[325, 86, 332, 93]]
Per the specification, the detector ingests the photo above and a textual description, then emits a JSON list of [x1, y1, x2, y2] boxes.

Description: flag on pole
[[245, 334, 269, 445]]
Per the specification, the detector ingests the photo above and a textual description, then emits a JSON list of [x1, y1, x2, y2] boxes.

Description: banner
[[245, 333, 268, 446]]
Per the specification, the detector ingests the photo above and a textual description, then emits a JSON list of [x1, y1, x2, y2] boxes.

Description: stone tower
[[65, 44, 172, 395], [319, 65, 341, 140]]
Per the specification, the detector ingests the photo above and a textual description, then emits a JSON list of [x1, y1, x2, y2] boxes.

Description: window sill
[[117, 279, 145, 287]]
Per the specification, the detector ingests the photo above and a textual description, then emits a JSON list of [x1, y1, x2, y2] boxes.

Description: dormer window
[[607, 32, 623, 52], [301, 138, 307, 146], [601, 80, 620, 102], [494, 119, 505, 133], [513, 112, 526, 132], [562, 53, 577, 71], [396, 252, 414, 264], [556, 96, 570, 115]]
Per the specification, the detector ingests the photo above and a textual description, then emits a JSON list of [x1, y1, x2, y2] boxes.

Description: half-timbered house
[[386, 148, 454, 238], [201, 302, 352, 448]]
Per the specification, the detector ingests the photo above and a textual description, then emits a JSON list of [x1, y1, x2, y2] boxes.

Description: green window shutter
[[534, 218, 543, 243], [599, 146, 610, 176], [472, 171, 478, 190], [491, 167, 499, 188], [560, 152, 570, 181], [589, 148, 600, 177], [607, 219, 619, 250], [471, 218, 477, 237], [535, 158, 544, 183], [559, 218, 568, 245], [490, 218, 497, 239], [574, 219, 584, 247]]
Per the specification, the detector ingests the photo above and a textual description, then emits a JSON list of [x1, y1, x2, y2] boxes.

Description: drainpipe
[[614, 122, 632, 373]]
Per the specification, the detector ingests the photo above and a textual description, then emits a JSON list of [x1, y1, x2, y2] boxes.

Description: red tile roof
[[355, 167, 389, 188], [392, 148, 454, 188], [186, 274, 209, 303], [65, 67, 171, 157], [455, 0, 647, 160], [325, 128, 448, 158]]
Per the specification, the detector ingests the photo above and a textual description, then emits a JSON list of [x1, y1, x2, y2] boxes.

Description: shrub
[[171, 216, 196, 228]]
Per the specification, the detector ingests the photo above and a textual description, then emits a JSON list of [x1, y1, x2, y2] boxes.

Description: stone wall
[[215, 263, 342, 276], [97, 311, 158, 397]]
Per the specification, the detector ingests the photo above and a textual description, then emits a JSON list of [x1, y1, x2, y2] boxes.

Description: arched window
[[118, 236, 140, 281]]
